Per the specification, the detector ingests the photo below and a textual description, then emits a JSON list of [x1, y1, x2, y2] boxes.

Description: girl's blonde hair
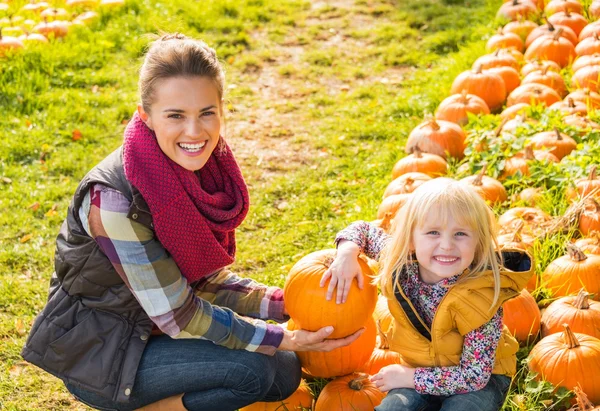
[[378, 177, 502, 308]]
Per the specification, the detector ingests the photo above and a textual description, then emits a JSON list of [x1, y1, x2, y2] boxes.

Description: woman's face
[[138, 76, 222, 171]]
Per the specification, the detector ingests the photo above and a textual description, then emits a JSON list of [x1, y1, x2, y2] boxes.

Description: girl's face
[[412, 206, 478, 284], [137, 76, 222, 171]]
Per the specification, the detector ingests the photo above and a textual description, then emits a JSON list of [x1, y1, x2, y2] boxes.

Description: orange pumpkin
[[572, 64, 600, 92], [450, 65, 506, 112], [580, 21, 600, 42], [240, 380, 314, 411], [504, 18, 538, 41], [545, 0, 584, 16], [500, 103, 530, 120], [497, 0, 538, 21], [547, 10, 588, 37], [580, 198, 600, 235], [521, 59, 561, 76], [563, 114, 600, 133], [435, 90, 490, 125], [497, 220, 535, 250], [530, 128, 577, 160], [474, 49, 519, 70], [521, 66, 567, 96], [507, 83, 562, 107], [592, 2, 600, 21], [383, 172, 431, 198], [576, 33, 600, 57], [377, 193, 411, 220], [565, 88, 600, 109], [405, 119, 466, 160], [528, 324, 600, 404], [487, 66, 521, 94], [284, 250, 377, 339], [459, 165, 507, 205], [372, 295, 392, 333], [314, 373, 385, 411], [574, 232, 600, 254], [543, 245, 600, 297], [487, 28, 524, 51], [524, 28, 577, 67], [392, 147, 447, 179], [525, 21, 578, 48], [503, 288, 540, 344], [292, 318, 377, 379], [549, 97, 588, 115], [0, 29, 24, 56], [498, 206, 553, 235], [359, 321, 402, 375], [567, 166, 600, 201], [541, 288, 600, 339]]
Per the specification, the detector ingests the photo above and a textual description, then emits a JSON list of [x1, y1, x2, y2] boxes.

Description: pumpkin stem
[[496, 117, 509, 137], [460, 89, 469, 104], [472, 164, 487, 186], [428, 119, 441, 131], [573, 386, 595, 411], [544, 16, 554, 31], [589, 165, 597, 182], [562, 324, 581, 349], [411, 145, 423, 158], [474, 64, 483, 75], [567, 244, 588, 262], [568, 97, 575, 108], [524, 145, 535, 160], [376, 319, 390, 349], [348, 373, 369, 391], [553, 27, 563, 42], [574, 288, 590, 310], [554, 127, 563, 140]]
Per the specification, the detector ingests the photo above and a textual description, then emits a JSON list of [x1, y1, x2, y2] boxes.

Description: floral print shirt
[[335, 221, 503, 396]]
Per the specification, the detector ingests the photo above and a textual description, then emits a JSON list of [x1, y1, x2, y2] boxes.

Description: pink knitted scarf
[[122, 112, 249, 283]]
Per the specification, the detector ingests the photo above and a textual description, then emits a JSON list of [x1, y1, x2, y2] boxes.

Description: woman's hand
[[320, 240, 363, 304], [278, 326, 365, 352], [370, 364, 416, 392]]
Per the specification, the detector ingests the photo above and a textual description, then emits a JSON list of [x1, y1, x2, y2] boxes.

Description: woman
[[21, 33, 363, 411]]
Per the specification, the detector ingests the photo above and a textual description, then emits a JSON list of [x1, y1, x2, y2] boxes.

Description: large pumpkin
[[391, 146, 447, 179], [435, 90, 490, 125], [543, 245, 600, 297], [240, 380, 314, 411], [524, 28, 577, 67], [314, 372, 385, 411], [459, 165, 507, 205], [530, 128, 577, 160], [541, 288, 600, 339], [528, 325, 600, 404], [503, 288, 540, 345], [291, 317, 377, 379], [284, 249, 377, 339], [450, 66, 506, 111]]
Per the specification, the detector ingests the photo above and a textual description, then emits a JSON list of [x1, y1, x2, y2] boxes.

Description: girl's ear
[[137, 104, 153, 130]]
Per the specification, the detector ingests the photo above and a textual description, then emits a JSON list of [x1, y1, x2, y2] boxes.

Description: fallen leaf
[[72, 129, 82, 141], [28, 202, 40, 211], [45, 204, 58, 217], [2, 177, 12, 184], [91, 85, 99, 93], [15, 318, 26, 336], [19, 234, 33, 243], [9, 362, 29, 377]]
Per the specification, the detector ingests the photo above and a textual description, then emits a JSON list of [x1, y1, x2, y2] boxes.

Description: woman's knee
[[264, 351, 301, 401], [375, 388, 429, 411], [226, 352, 279, 399]]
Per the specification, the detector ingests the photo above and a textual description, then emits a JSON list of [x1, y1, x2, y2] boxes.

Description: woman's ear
[[137, 104, 153, 129]]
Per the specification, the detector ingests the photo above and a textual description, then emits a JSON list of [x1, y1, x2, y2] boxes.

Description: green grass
[[1, 0, 599, 409]]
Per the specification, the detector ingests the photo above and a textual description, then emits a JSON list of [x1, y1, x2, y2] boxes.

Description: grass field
[[1, 0, 598, 409]]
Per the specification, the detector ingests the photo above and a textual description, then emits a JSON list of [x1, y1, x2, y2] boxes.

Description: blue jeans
[[66, 334, 301, 411], [375, 374, 511, 411]]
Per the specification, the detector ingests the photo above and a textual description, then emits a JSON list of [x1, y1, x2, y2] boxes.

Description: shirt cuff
[[263, 287, 287, 322], [414, 367, 429, 394], [254, 323, 285, 356]]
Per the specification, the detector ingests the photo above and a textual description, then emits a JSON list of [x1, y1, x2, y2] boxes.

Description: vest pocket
[[43, 306, 128, 390]]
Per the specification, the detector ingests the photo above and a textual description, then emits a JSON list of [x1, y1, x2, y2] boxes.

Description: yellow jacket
[[383, 250, 533, 377]]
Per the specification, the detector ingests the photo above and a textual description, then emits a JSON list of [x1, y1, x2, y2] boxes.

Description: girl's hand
[[370, 364, 416, 392], [320, 240, 363, 304], [278, 326, 365, 352]]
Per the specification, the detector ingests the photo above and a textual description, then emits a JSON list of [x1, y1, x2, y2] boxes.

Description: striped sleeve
[[82, 183, 283, 355]]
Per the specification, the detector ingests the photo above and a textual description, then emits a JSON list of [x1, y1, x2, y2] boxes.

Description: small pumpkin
[[405, 119, 466, 159], [503, 288, 541, 344], [474, 49, 519, 70], [580, 21, 600, 42], [487, 28, 524, 51], [591, 1, 600, 21], [574, 232, 600, 254], [497, 0, 539, 21], [524, 27, 577, 67], [377, 193, 411, 220], [391, 146, 447, 179], [521, 66, 567, 97], [525, 20, 578, 48], [500, 103, 530, 120], [567, 166, 600, 201], [545, 0, 584, 16], [435, 90, 490, 125], [563, 113, 600, 133], [383, 172, 431, 198], [528, 324, 600, 404], [565, 87, 600, 109], [504, 18, 538, 41], [358, 321, 402, 375], [543, 244, 600, 297], [450, 65, 506, 112], [572, 64, 600, 92], [580, 198, 600, 236], [498, 206, 553, 235], [530, 127, 577, 160], [284, 250, 377, 339], [459, 165, 507, 205], [507, 83, 562, 107], [240, 380, 314, 411], [541, 288, 600, 339], [521, 59, 562, 76], [497, 220, 535, 251], [547, 10, 588, 37], [0, 28, 24, 56], [314, 372, 385, 411], [576, 33, 600, 57], [549, 97, 588, 115]]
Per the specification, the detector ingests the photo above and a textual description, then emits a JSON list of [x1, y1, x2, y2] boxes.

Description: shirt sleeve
[[81, 184, 284, 355], [334, 220, 390, 261], [413, 308, 504, 395]]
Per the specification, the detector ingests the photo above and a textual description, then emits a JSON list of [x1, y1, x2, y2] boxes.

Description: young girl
[[21, 33, 361, 411], [323, 177, 533, 411]]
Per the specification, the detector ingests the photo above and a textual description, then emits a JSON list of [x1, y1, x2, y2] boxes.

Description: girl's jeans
[[375, 374, 512, 411], [66, 334, 301, 411]]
